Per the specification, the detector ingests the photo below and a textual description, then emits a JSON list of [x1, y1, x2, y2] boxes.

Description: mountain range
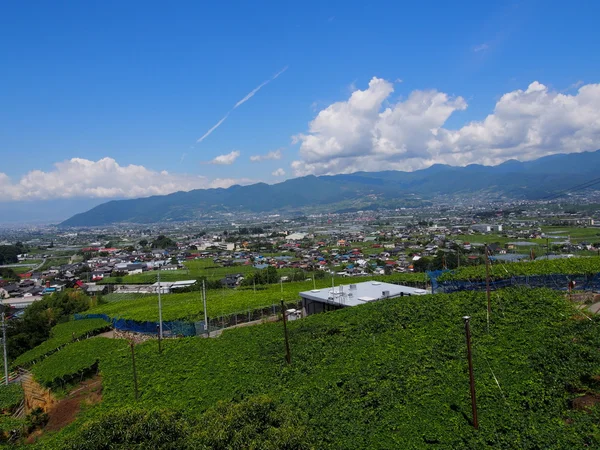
[[59, 150, 600, 227]]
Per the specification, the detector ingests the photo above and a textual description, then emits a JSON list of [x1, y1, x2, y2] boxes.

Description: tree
[[151, 235, 175, 249], [0, 245, 20, 265], [7, 289, 91, 359], [138, 239, 148, 248]]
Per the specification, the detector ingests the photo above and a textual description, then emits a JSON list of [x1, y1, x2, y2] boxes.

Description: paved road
[[0, 258, 46, 271]]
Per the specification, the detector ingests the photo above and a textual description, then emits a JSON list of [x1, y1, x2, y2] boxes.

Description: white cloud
[[250, 149, 283, 162], [292, 77, 600, 176], [473, 43, 489, 52], [207, 150, 240, 165], [0, 157, 254, 201], [272, 168, 286, 177], [567, 80, 584, 91], [196, 66, 288, 144]]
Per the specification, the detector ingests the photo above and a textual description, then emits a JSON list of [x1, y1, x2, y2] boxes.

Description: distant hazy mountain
[[60, 150, 600, 227]]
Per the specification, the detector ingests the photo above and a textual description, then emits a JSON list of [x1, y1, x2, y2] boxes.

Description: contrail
[[196, 66, 288, 144], [197, 113, 230, 144]]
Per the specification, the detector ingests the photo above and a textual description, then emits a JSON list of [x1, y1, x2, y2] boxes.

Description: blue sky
[[1, 0, 600, 206]]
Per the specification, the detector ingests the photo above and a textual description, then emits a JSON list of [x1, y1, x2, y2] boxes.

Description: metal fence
[[427, 270, 600, 294], [74, 299, 302, 337]]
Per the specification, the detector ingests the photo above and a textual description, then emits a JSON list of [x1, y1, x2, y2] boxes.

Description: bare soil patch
[[44, 375, 103, 432], [571, 393, 600, 411]]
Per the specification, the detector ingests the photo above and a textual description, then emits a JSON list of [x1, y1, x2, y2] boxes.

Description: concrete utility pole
[[463, 316, 478, 429], [484, 244, 491, 333], [281, 300, 291, 364], [202, 280, 208, 336]]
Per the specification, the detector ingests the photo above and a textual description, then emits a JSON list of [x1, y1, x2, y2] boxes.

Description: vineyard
[[86, 273, 427, 325], [32, 287, 600, 448], [13, 319, 112, 368], [437, 256, 600, 281], [0, 384, 23, 413], [30, 338, 127, 390]]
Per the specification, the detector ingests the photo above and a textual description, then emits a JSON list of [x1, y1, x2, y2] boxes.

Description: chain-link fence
[[75, 299, 302, 337]]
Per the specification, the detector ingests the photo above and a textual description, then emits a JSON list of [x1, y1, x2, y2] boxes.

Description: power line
[[541, 176, 600, 201]]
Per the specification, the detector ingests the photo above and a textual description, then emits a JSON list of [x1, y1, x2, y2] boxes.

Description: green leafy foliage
[[57, 397, 308, 450], [0, 383, 23, 413], [30, 287, 600, 448], [59, 407, 190, 450], [0, 245, 21, 265], [13, 319, 111, 368], [7, 289, 92, 360], [191, 395, 309, 449], [438, 256, 600, 281], [30, 338, 127, 389], [72, 288, 599, 448], [90, 275, 426, 323], [0, 416, 25, 444]]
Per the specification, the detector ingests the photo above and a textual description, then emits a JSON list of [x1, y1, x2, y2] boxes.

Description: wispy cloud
[[473, 43, 489, 53], [196, 66, 289, 144], [272, 168, 286, 177], [206, 150, 241, 165], [568, 80, 584, 91], [250, 148, 283, 162]]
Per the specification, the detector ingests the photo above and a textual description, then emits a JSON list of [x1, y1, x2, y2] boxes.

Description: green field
[[89, 274, 427, 323], [99, 258, 293, 284], [35, 288, 600, 448], [31, 338, 127, 390], [13, 319, 112, 368], [541, 226, 600, 242], [0, 383, 23, 413], [438, 255, 600, 282]]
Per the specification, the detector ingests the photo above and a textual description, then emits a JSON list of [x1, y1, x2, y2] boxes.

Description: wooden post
[[463, 316, 478, 429], [157, 324, 162, 354], [281, 300, 291, 364], [130, 341, 139, 401]]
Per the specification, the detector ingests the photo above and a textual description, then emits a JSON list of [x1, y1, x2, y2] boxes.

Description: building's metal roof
[[300, 281, 427, 308]]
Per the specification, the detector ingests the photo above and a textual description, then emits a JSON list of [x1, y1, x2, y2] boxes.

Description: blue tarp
[[74, 313, 203, 337], [427, 272, 600, 294]]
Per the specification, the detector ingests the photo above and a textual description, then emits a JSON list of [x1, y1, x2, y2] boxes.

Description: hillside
[[21, 287, 600, 448], [60, 150, 600, 226]]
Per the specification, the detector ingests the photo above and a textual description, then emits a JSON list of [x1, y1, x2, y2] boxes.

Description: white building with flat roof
[[471, 224, 503, 233], [300, 281, 427, 316]]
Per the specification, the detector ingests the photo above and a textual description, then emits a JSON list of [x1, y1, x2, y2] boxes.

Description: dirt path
[[44, 376, 103, 432]]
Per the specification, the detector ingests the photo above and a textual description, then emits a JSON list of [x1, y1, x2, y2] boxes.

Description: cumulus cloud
[[272, 168, 286, 177], [292, 77, 600, 176], [0, 157, 254, 201], [250, 149, 283, 162], [207, 150, 240, 165]]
